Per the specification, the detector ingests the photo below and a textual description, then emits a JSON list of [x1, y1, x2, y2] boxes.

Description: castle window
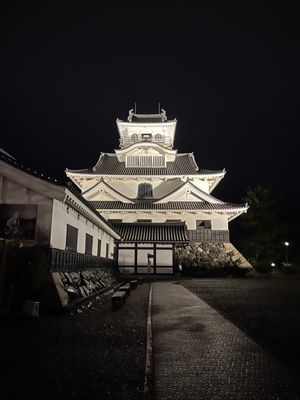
[[85, 233, 93, 255], [132, 134, 138, 143], [97, 239, 102, 257], [65, 224, 78, 252], [126, 155, 165, 167], [142, 133, 152, 142], [138, 183, 153, 198], [197, 220, 211, 230]]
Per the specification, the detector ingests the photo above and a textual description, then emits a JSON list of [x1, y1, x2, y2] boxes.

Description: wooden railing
[[49, 248, 115, 272]]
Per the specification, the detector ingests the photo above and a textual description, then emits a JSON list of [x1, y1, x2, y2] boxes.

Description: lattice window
[[126, 155, 165, 167], [138, 183, 153, 198], [65, 224, 78, 252], [132, 134, 138, 143]]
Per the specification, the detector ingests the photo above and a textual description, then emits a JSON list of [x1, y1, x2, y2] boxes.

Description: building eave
[[65, 187, 121, 239]]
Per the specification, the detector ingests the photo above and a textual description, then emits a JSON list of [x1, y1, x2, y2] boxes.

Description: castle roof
[[0, 150, 120, 238], [112, 222, 188, 243], [125, 108, 170, 123], [66, 153, 224, 177], [90, 200, 246, 212]]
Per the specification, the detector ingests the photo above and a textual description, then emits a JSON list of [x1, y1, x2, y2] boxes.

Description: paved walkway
[[152, 282, 299, 400]]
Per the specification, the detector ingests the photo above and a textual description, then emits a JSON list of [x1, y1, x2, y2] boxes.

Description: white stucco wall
[[210, 216, 229, 230], [117, 120, 177, 147], [50, 199, 115, 258], [102, 211, 229, 230]]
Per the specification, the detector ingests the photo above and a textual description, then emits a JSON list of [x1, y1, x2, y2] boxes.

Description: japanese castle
[[66, 109, 249, 274]]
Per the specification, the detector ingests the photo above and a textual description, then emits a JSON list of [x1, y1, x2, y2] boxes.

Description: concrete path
[[152, 282, 299, 400]]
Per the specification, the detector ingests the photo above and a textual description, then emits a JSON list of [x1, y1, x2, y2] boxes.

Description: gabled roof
[[65, 183, 121, 235], [82, 178, 134, 203], [66, 153, 224, 177], [155, 179, 223, 204], [0, 151, 120, 238], [153, 179, 185, 199], [113, 222, 189, 243]]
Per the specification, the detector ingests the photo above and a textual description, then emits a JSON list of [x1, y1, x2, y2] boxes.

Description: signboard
[[0, 204, 37, 240]]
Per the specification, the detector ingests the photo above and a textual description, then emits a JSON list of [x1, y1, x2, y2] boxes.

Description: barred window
[[138, 183, 153, 198], [126, 155, 165, 167], [65, 225, 78, 252], [85, 233, 93, 255], [97, 239, 102, 257]]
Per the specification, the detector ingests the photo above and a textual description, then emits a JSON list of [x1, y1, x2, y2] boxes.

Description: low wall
[[0, 243, 119, 314], [53, 268, 117, 306]]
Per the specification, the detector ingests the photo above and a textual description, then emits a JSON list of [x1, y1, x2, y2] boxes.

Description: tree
[[235, 185, 284, 269]]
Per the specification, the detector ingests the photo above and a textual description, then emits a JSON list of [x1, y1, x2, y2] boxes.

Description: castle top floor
[[116, 109, 177, 149]]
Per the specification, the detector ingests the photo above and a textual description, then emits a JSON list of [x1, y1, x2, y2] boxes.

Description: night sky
[[1, 3, 299, 211]]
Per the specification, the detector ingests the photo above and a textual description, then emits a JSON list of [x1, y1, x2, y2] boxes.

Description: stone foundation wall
[[53, 268, 117, 306], [174, 242, 252, 273]]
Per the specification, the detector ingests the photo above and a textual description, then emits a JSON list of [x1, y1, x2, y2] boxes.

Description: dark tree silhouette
[[235, 185, 285, 269]]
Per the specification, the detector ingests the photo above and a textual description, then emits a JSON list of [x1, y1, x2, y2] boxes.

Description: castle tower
[[66, 109, 248, 274]]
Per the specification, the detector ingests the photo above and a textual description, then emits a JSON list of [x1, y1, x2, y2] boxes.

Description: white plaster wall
[[163, 192, 204, 202], [101, 210, 229, 231], [210, 216, 228, 230], [50, 199, 115, 257], [117, 121, 176, 146], [189, 178, 210, 194]]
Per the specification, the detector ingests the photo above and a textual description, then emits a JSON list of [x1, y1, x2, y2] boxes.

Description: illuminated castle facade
[[67, 109, 248, 274]]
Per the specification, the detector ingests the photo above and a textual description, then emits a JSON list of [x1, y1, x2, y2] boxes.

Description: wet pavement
[[152, 282, 299, 400]]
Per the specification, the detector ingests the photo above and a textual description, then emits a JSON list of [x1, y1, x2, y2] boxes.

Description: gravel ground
[[0, 282, 150, 400], [182, 274, 300, 380]]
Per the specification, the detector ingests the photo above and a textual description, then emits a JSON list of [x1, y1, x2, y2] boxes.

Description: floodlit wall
[[50, 199, 115, 258], [102, 211, 228, 231], [83, 177, 211, 201]]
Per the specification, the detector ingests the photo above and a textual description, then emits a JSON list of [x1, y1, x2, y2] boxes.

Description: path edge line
[[144, 283, 153, 395]]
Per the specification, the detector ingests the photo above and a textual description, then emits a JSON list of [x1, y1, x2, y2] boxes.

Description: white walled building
[[67, 109, 248, 274], [0, 150, 120, 271]]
